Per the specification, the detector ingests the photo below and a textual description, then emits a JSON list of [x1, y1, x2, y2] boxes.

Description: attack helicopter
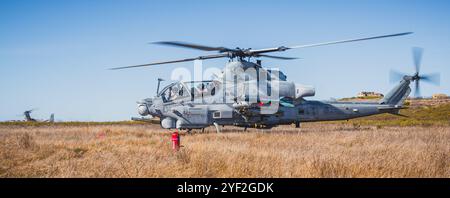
[[110, 32, 439, 133]]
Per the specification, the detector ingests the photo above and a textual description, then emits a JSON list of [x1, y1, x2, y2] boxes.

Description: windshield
[[159, 82, 188, 102], [158, 81, 219, 102]]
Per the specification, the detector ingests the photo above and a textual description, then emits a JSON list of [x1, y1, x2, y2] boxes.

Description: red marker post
[[171, 131, 180, 151]]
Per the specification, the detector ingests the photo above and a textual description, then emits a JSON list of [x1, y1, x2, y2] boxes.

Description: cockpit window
[[160, 83, 189, 102], [184, 81, 219, 98], [159, 81, 220, 103]]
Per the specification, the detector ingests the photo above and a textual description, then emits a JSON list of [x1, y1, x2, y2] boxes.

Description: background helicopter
[[17, 109, 55, 123], [109, 32, 441, 133]]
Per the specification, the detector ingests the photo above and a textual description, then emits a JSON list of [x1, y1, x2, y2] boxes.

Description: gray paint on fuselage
[[297, 100, 385, 122]]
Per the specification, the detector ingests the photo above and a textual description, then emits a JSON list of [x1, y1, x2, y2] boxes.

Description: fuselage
[[140, 96, 396, 130], [136, 60, 409, 130]]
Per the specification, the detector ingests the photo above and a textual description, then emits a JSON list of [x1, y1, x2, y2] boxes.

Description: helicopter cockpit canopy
[[158, 80, 220, 102]]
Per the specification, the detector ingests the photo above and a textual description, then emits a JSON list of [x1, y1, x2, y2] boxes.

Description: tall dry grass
[[0, 123, 448, 178]]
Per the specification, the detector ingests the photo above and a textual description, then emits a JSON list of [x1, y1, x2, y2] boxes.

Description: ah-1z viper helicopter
[[111, 32, 440, 133]]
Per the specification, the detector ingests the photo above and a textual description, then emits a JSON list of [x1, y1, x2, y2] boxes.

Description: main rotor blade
[[389, 70, 406, 83], [421, 73, 440, 86], [257, 54, 299, 60], [249, 32, 413, 54], [291, 32, 413, 49], [412, 47, 423, 74], [109, 54, 229, 70], [152, 41, 231, 52]]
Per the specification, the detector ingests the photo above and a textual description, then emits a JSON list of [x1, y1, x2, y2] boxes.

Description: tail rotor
[[390, 47, 440, 98]]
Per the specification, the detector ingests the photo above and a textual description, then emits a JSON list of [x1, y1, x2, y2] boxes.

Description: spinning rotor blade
[[26, 108, 38, 112], [111, 32, 411, 69], [290, 32, 413, 49], [250, 32, 413, 54], [390, 47, 439, 99], [414, 80, 421, 98], [257, 54, 299, 60], [412, 47, 423, 74], [109, 54, 228, 70], [389, 70, 406, 83], [153, 41, 231, 52], [421, 73, 440, 86]]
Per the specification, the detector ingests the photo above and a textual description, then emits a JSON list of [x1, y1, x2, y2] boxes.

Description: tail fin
[[379, 80, 411, 106], [49, 114, 54, 123]]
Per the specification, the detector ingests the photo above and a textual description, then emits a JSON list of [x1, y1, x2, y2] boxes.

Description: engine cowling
[[295, 84, 315, 98]]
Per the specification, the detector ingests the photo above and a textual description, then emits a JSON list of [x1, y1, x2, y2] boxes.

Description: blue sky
[[1, 0, 449, 121]]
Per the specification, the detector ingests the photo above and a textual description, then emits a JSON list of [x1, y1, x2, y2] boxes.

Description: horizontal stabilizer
[[388, 112, 409, 117], [378, 106, 408, 117], [377, 106, 407, 111]]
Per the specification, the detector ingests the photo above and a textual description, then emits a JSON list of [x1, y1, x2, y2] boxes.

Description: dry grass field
[[0, 122, 449, 178]]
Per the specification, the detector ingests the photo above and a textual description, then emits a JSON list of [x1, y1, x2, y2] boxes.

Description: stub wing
[[131, 117, 160, 124]]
